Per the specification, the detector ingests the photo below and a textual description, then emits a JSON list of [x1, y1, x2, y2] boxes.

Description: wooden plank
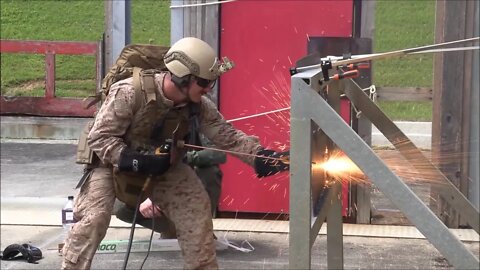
[[375, 87, 433, 101], [431, 0, 468, 228], [95, 41, 103, 97], [0, 40, 97, 55], [459, 0, 476, 226], [45, 53, 56, 98], [0, 97, 95, 117], [468, 0, 479, 210]]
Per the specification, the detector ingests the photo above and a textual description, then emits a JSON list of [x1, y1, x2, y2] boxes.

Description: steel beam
[[310, 183, 341, 247], [104, 0, 131, 69], [289, 87, 313, 269], [290, 70, 345, 269], [326, 181, 344, 269]]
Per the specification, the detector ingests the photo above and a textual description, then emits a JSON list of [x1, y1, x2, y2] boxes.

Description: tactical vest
[[113, 72, 199, 208]]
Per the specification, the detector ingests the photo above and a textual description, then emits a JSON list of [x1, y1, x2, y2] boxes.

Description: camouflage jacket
[[87, 72, 262, 169]]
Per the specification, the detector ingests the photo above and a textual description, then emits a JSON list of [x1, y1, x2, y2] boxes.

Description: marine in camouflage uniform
[[61, 37, 288, 270]]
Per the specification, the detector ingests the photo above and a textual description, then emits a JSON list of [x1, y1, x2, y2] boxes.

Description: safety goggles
[[196, 77, 216, 89]]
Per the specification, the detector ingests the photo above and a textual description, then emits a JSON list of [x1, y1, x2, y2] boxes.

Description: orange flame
[[313, 151, 363, 179]]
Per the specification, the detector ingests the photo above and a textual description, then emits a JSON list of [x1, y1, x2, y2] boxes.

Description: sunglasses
[[196, 77, 216, 88]]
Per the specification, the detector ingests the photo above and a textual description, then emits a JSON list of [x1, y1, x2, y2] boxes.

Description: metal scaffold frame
[[289, 68, 479, 269]]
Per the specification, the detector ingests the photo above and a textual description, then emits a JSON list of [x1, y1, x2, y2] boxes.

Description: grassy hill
[[0, 0, 435, 120]]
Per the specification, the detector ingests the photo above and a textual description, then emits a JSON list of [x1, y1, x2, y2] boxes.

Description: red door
[[219, 0, 354, 213]]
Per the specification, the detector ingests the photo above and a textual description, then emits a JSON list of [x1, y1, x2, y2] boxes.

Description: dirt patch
[[1, 80, 44, 96], [20, 80, 45, 90]]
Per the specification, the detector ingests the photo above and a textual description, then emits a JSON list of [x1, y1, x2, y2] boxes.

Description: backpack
[[84, 44, 170, 109]]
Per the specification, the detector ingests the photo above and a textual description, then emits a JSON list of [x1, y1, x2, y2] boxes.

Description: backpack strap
[[132, 67, 142, 93], [140, 69, 157, 103], [132, 68, 157, 113], [132, 67, 144, 113]]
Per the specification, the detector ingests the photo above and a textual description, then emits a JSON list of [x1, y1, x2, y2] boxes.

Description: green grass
[[374, 0, 435, 121], [0, 0, 170, 96], [378, 101, 432, 122], [374, 0, 435, 87], [0, 0, 170, 43], [0, 0, 434, 121]]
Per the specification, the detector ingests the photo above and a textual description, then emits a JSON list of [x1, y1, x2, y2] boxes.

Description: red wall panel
[[219, 0, 353, 213]]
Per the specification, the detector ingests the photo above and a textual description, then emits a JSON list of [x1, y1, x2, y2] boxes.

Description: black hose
[[139, 209, 156, 270], [121, 189, 145, 270]]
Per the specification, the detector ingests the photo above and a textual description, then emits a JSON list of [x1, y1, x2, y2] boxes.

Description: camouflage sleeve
[[198, 97, 263, 166], [87, 78, 136, 166]]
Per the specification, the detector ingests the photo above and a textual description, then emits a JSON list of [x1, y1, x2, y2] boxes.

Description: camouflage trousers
[[195, 165, 222, 215], [61, 163, 217, 270]]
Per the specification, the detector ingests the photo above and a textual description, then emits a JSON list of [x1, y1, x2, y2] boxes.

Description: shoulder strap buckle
[[139, 69, 157, 103]]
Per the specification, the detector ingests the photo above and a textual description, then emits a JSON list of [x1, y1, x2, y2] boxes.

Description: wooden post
[[183, 0, 220, 104], [468, 1, 480, 209], [45, 52, 56, 99], [104, 0, 131, 70], [353, 0, 375, 224], [431, 0, 476, 228]]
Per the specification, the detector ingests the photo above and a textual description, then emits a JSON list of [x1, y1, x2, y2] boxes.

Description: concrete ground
[[1, 117, 478, 269], [2, 223, 477, 270]]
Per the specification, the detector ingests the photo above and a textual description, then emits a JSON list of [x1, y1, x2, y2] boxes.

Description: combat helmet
[[164, 37, 234, 82]]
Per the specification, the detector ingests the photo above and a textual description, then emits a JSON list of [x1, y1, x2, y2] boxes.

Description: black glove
[[118, 148, 171, 175], [254, 149, 290, 177]]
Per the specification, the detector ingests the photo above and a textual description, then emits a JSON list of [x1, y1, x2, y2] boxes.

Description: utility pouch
[[113, 172, 151, 208], [76, 121, 95, 164]]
